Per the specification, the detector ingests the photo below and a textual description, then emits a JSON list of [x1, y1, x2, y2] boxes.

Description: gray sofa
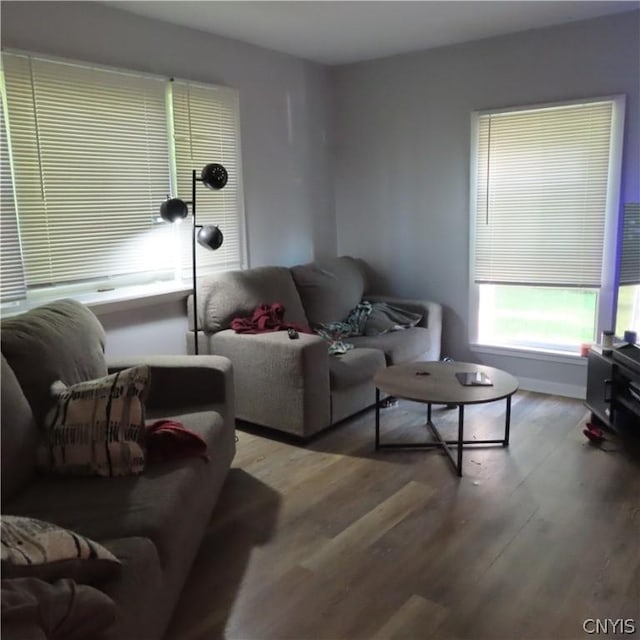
[[1, 299, 236, 640], [190, 256, 442, 438]]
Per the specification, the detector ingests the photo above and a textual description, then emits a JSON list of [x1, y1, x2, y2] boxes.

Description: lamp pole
[[191, 169, 200, 355], [159, 163, 228, 356]]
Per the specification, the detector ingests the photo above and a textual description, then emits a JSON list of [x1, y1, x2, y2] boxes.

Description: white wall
[[97, 299, 188, 359], [333, 11, 640, 396], [1, 1, 337, 268], [1, 0, 337, 356], [3, 5, 639, 390]]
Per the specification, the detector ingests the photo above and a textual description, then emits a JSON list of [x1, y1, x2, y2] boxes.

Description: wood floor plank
[[372, 594, 449, 640], [167, 391, 640, 640], [300, 480, 435, 573]]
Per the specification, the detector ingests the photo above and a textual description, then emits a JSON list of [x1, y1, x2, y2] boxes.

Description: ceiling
[[105, 1, 639, 65]]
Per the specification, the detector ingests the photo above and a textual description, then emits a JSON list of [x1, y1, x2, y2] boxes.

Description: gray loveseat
[[1, 299, 235, 640], [190, 256, 442, 438]]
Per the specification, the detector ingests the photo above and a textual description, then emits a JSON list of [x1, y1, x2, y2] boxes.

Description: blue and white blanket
[[314, 301, 422, 355]]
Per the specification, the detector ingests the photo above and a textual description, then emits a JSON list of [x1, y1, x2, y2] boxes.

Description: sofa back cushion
[[1, 300, 107, 423], [198, 266, 308, 333], [290, 256, 368, 326], [1, 355, 39, 505]]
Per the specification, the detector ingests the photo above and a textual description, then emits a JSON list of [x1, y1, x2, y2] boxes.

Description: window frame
[[468, 95, 626, 356], [0, 49, 247, 309]]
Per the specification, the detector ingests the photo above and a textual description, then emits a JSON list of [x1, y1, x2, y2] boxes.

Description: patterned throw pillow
[[40, 366, 150, 477], [1, 516, 121, 584]]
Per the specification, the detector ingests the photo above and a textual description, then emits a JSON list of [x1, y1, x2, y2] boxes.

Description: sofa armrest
[[209, 330, 331, 437], [365, 295, 442, 359], [107, 355, 234, 421]]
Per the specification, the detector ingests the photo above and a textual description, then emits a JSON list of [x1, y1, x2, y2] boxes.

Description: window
[[0, 88, 25, 302], [0, 52, 245, 303], [469, 97, 626, 354], [616, 203, 640, 336], [171, 80, 245, 276]]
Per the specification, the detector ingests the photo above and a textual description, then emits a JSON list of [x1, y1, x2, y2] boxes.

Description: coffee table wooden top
[[374, 361, 519, 406]]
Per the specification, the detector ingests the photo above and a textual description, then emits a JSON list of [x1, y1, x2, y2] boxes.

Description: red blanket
[[231, 302, 311, 334], [146, 420, 209, 463]]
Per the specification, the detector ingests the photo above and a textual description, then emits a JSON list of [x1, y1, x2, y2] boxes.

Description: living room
[[1, 1, 639, 639], [1, 0, 638, 396]]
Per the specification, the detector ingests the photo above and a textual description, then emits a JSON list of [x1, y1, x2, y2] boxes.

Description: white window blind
[[0, 91, 26, 302], [171, 80, 245, 275], [2, 52, 172, 287], [474, 101, 614, 287], [620, 203, 640, 285]]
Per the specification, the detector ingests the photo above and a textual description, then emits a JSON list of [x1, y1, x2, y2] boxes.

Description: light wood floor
[[167, 391, 640, 640]]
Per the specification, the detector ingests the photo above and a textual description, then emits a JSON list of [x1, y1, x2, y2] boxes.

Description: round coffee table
[[374, 361, 519, 476]]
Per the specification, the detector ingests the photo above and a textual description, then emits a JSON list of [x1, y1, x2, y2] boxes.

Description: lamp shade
[[159, 198, 189, 222], [197, 225, 224, 251], [200, 164, 228, 191]]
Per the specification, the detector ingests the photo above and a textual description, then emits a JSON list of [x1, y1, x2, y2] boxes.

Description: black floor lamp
[[160, 163, 228, 355]]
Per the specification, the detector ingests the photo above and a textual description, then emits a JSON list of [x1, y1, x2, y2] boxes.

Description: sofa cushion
[[1, 577, 117, 640], [99, 537, 164, 640], [1, 516, 120, 584], [1, 300, 107, 422], [291, 256, 367, 326], [348, 327, 432, 365], [1, 355, 39, 506], [41, 366, 149, 477], [329, 348, 386, 390], [198, 266, 308, 332], [4, 410, 231, 568]]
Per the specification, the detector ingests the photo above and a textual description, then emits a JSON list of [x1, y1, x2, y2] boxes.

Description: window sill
[[470, 343, 588, 366], [0, 281, 192, 318]]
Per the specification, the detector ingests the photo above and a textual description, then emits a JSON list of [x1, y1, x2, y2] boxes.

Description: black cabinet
[[612, 346, 640, 429], [586, 345, 640, 430], [586, 348, 614, 426]]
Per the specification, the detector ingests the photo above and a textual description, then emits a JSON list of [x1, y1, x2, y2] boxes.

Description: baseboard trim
[[517, 376, 586, 400]]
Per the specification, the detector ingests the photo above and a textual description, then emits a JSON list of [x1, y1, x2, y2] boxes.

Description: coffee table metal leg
[[504, 395, 511, 446], [425, 418, 462, 478], [457, 404, 464, 476], [375, 388, 380, 450], [375, 390, 509, 478]]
